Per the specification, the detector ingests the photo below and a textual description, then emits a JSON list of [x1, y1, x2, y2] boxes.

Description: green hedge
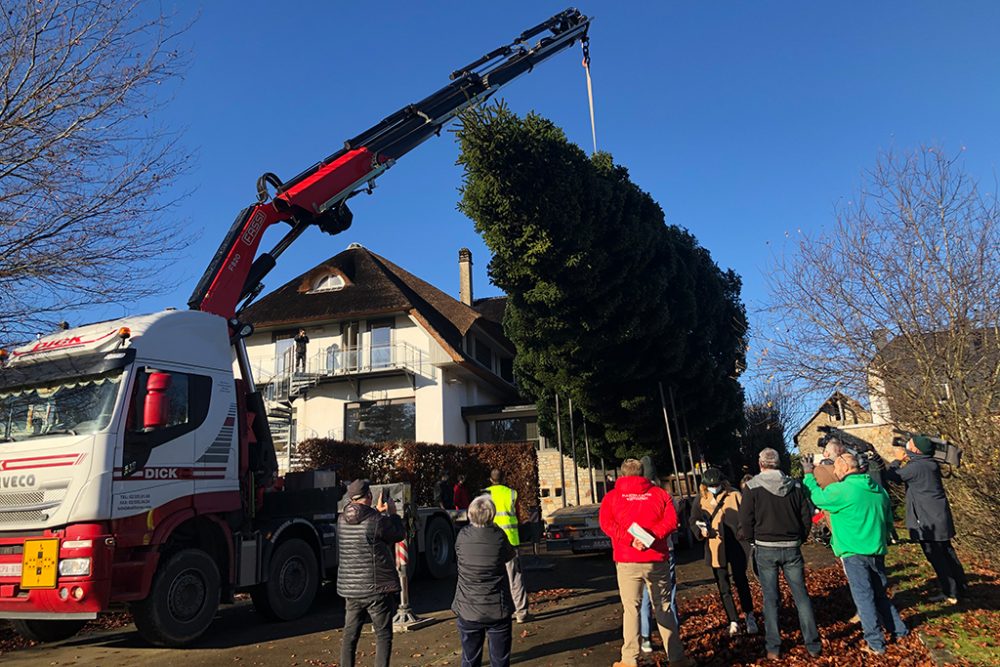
[[297, 439, 539, 521]]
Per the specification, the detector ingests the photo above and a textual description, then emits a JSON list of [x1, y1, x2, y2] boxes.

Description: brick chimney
[[458, 248, 473, 305]]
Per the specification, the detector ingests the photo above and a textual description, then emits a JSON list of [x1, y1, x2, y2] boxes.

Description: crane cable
[[582, 38, 597, 154]]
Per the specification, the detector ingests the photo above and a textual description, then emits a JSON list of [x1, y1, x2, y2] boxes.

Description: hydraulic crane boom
[[188, 8, 591, 319]]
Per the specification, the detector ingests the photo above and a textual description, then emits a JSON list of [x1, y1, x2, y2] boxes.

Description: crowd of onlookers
[[598, 433, 965, 667], [330, 432, 963, 667]]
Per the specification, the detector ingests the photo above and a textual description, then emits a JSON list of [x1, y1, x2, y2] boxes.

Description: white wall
[[244, 313, 516, 448]]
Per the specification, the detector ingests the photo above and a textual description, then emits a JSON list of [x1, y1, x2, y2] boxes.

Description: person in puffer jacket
[[452, 494, 516, 667], [599, 458, 694, 667], [338, 479, 406, 667]]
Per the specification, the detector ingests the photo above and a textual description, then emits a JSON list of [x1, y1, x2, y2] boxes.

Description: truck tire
[[130, 548, 220, 647], [251, 538, 319, 621], [11, 618, 87, 643], [422, 516, 456, 579]]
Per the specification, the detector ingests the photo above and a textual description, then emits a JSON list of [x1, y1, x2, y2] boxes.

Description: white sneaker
[[745, 612, 759, 635], [641, 638, 653, 653], [728, 620, 740, 636]]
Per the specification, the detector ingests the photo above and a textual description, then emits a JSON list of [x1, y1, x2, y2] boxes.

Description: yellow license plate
[[21, 538, 59, 589]]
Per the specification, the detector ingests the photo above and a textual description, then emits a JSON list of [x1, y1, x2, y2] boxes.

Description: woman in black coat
[[452, 494, 516, 667]]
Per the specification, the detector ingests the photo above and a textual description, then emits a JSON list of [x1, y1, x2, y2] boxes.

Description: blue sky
[[110, 1, 1000, 393]]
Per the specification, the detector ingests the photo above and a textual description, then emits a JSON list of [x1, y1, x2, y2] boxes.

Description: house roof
[[471, 296, 508, 342], [240, 245, 515, 362], [792, 391, 870, 445], [472, 296, 507, 324]]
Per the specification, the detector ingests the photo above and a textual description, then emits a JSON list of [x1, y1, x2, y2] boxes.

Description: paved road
[[2, 544, 833, 667]]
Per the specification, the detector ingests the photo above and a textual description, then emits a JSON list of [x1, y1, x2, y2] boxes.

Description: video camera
[[892, 431, 963, 468], [816, 425, 874, 472]]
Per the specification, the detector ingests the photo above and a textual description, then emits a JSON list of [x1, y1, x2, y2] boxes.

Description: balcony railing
[[262, 342, 431, 401]]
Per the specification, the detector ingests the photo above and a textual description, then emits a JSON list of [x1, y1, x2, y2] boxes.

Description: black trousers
[[341, 594, 397, 667], [713, 542, 753, 623], [919, 540, 967, 599], [456, 616, 512, 667]]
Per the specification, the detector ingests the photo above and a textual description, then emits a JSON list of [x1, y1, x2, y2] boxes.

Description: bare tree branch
[[0, 0, 193, 341], [759, 146, 1000, 560]]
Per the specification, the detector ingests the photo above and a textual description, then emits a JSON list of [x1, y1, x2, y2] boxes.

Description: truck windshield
[[1, 370, 123, 442]]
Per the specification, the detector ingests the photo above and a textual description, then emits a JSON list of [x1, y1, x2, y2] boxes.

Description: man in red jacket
[[599, 459, 693, 667]]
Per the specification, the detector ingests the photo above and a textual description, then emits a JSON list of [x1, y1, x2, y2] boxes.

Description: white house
[[239, 244, 605, 516]]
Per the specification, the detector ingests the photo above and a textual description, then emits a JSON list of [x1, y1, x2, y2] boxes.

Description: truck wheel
[[422, 517, 456, 579], [11, 618, 87, 643], [251, 538, 319, 621], [131, 548, 220, 647]]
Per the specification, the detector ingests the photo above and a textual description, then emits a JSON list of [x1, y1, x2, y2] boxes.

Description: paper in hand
[[628, 522, 655, 548]]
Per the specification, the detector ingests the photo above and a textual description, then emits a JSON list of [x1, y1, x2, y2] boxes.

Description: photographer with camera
[[883, 435, 967, 604]]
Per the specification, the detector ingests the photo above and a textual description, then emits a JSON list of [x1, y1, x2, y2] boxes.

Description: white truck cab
[[0, 310, 270, 646]]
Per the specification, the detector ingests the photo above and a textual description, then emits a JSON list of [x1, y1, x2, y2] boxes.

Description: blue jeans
[[641, 549, 679, 637], [841, 555, 908, 651], [755, 546, 821, 655], [456, 616, 512, 667]]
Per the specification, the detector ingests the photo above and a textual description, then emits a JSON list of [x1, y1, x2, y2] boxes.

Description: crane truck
[[0, 9, 591, 647]]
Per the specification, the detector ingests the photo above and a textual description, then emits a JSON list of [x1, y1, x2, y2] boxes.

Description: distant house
[[794, 326, 1000, 460], [792, 391, 896, 460], [239, 244, 602, 517], [868, 327, 1000, 427]]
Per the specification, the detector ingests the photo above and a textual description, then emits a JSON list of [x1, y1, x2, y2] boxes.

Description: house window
[[342, 321, 360, 371], [272, 331, 297, 375], [310, 274, 345, 293], [476, 417, 538, 445], [499, 357, 514, 383], [344, 398, 415, 443], [474, 337, 493, 370], [369, 320, 393, 369]]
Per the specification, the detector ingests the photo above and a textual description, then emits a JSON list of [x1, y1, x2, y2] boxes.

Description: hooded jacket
[[803, 472, 892, 558], [598, 475, 677, 563], [738, 469, 813, 547], [336, 501, 406, 599]]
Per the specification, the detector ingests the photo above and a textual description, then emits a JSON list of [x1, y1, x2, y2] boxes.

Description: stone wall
[[537, 448, 609, 519]]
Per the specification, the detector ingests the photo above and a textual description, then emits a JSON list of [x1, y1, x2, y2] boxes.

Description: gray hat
[[346, 479, 370, 501], [758, 448, 781, 468]]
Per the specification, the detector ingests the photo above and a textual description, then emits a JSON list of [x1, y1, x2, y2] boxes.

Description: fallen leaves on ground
[[528, 587, 577, 604], [647, 563, 971, 666]]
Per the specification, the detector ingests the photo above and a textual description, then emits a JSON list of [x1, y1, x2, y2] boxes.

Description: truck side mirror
[[143, 372, 172, 431]]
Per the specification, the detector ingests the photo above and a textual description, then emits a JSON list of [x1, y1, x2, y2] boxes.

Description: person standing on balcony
[[294, 328, 309, 372], [485, 469, 529, 623]]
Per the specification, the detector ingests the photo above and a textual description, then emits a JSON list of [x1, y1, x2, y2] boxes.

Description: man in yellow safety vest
[[485, 469, 529, 623]]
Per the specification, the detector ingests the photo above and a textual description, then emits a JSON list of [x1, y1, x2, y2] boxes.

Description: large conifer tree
[[456, 104, 746, 462]]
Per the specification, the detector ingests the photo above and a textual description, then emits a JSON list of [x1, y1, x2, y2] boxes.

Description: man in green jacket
[[803, 452, 907, 656]]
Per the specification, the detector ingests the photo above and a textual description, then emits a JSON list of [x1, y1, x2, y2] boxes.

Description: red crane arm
[[188, 8, 591, 320]]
